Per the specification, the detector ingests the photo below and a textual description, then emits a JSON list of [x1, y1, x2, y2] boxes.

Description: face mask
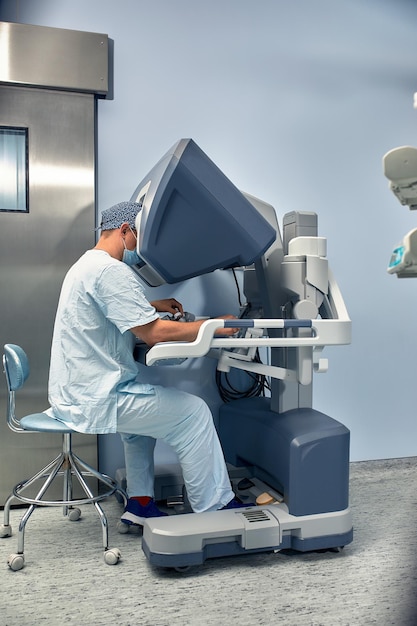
[[122, 228, 143, 267], [122, 248, 143, 266]]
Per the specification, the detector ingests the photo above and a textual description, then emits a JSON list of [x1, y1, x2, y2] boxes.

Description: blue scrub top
[[47, 249, 159, 433]]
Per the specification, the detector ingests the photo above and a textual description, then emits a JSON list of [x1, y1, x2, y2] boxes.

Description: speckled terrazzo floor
[[0, 458, 416, 626]]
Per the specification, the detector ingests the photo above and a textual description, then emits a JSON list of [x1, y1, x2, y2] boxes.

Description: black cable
[[231, 268, 243, 307], [215, 348, 270, 403], [215, 269, 270, 402]]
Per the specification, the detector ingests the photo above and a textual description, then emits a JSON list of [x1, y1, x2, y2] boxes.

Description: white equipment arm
[[146, 269, 351, 376], [383, 146, 417, 209], [383, 146, 417, 277]]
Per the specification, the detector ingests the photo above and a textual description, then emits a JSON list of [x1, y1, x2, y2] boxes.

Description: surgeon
[[47, 201, 251, 526]]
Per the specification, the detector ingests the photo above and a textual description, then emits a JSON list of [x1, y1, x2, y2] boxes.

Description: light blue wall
[[2, 0, 417, 468]]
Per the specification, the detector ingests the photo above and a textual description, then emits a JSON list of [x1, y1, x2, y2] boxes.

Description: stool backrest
[[3, 344, 30, 432], [3, 344, 29, 391]]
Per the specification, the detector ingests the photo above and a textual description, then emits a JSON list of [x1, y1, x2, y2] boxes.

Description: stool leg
[[14, 453, 66, 500], [7, 455, 65, 558], [69, 453, 109, 550], [72, 452, 127, 506], [0, 493, 14, 539], [16, 504, 36, 554], [62, 434, 73, 517], [2, 493, 14, 527], [62, 457, 73, 517]]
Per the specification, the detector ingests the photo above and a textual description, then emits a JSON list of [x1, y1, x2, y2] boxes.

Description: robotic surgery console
[[384, 145, 417, 277], [124, 138, 353, 569]]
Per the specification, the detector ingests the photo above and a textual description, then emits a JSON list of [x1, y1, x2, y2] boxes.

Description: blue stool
[[0, 344, 127, 570]]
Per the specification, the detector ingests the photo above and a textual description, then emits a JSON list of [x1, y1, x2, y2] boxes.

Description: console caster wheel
[[104, 548, 121, 565], [116, 520, 129, 534], [0, 524, 12, 538], [7, 553, 24, 571], [68, 508, 81, 521]]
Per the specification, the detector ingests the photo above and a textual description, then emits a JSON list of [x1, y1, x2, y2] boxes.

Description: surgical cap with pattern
[[99, 201, 142, 231]]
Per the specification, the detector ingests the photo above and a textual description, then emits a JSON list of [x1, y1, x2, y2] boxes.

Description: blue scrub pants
[[116, 385, 234, 513]]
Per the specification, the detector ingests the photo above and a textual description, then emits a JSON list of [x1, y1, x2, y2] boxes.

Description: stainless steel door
[[0, 84, 98, 502]]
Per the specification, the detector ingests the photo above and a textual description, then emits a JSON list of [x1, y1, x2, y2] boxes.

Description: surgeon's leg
[[119, 433, 156, 498], [117, 386, 234, 513], [159, 391, 234, 513]]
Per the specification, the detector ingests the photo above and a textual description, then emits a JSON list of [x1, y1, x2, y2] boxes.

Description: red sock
[[131, 496, 152, 506]]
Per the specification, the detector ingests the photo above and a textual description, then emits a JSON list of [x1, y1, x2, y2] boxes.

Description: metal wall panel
[[0, 21, 108, 94], [0, 84, 98, 502]]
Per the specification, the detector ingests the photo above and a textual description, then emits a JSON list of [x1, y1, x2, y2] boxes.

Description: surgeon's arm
[[131, 315, 238, 348]]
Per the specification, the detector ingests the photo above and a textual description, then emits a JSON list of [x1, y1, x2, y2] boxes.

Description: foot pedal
[[166, 495, 185, 507], [256, 492, 278, 505]]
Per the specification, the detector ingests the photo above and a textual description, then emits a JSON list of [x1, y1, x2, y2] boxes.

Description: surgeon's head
[[96, 201, 143, 265], [99, 201, 142, 231]]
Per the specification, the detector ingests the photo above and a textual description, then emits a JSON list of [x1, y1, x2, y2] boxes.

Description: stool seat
[[20, 413, 74, 433]]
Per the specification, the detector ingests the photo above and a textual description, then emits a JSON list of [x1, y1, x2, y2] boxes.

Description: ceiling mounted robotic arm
[[384, 145, 417, 277]]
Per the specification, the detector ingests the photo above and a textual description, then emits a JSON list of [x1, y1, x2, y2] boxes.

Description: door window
[[0, 127, 28, 212]]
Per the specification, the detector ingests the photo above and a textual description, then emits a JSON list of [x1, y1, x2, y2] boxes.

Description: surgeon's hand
[[150, 298, 184, 316]]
